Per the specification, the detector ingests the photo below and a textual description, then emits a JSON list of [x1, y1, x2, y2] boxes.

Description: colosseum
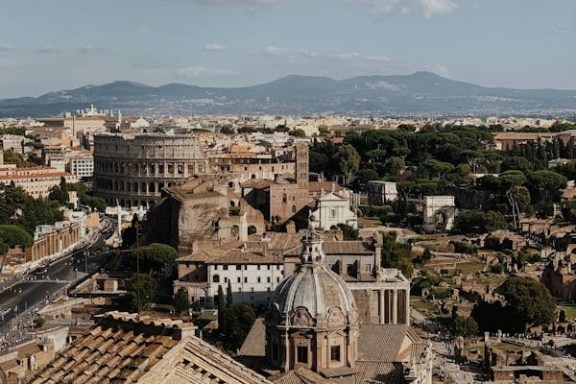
[[93, 133, 209, 207]]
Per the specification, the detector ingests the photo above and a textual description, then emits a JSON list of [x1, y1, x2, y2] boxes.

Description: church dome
[[270, 218, 357, 323], [274, 263, 356, 317]]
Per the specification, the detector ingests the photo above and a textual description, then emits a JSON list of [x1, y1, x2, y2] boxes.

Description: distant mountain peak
[[0, 73, 575, 117]]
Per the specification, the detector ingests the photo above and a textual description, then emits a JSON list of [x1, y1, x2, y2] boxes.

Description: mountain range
[[1, 72, 575, 117]]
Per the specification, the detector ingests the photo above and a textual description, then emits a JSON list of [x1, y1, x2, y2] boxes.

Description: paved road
[[0, 217, 115, 345]]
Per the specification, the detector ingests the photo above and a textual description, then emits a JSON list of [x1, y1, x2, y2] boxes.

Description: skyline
[[0, 0, 575, 99]]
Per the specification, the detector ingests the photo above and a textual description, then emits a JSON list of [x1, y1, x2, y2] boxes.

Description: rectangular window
[[257, 265, 261, 270], [237, 277, 241, 283], [330, 209, 337, 218], [257, 277, 261, 283], [236, 265, 241, 270], [267, 265, 271, 270], [244, 277, 248, 283], [365, 264, 372, 272], [297, 346, 308, 364], [223, 265, 228, 271], [267, 277, 271, 283], [330, 346, 341, 362]]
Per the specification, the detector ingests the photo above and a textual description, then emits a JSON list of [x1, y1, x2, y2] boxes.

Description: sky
[[0, 0, 574, 98]]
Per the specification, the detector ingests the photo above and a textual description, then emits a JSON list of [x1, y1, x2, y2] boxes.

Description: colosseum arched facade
[[93, 133, 209, 207]]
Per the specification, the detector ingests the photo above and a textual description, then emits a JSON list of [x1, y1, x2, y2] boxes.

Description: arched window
[[213, 274, 220, 283]]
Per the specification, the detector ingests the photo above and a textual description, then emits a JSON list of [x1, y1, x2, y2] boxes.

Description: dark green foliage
[[337, 223, 359, 240], [0, 184, 64, 235], [411, 270, 440, 296], [217, 285, 225, 331], [127, 274, 157, 312], [452, 210, 507, 234], [68, 183, 106, 212], [451, 241, 478, 255], [0, 225, 34, 252], [500, 276, 555, 329], [472, 276, 555, 333], [173, 288, 190, 311], [380, 232, 414, 277], [132, 243, 178, 274], [226, 280, 234, 307], [453, 316, 479, 337], [219, 303, 256, 351], [3, 150, 34, 168], [48, 177, 69, 205]]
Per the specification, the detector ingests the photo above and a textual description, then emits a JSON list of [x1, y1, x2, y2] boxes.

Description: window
[[213, 275, 220, 283], [330, 346, 341, 362], [330, 209, 337, 218], [267, 277, 271, 283], [282, 193, 287, 203], [236, 265, 241, 270], [276, 277, 280, 283], [365, 263, 372, 272], [237, 277, 241, 283], [267, 265, 271, 270], [224, 277, 228, 283], [257, 265, 261, 271], [223, 265, 228, 271], [257, 277, 261, 283], [244, 277, 248, 283], [297, 347, 308, 364]]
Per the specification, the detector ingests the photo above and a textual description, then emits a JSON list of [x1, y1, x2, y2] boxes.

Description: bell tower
[[295, 142, 309, 189]]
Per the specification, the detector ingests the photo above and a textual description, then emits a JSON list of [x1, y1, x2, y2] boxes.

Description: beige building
[[0, 166, 76, 199]]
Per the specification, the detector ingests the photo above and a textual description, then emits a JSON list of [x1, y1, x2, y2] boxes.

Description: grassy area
[[358, 217, 381, 228], [559, 305, 576, 319], [410, 296, 437, 314], [454, 261, 485, 275], [493, 342, 525, 353]]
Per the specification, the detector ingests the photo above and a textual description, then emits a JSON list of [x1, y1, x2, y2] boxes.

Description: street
[[0, 216, 115, 352]]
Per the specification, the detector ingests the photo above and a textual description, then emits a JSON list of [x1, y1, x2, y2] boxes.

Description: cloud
[[74, 44, 106, 54], [424, 63, 451, 77], [203, 42, 229, 52], [34, 46, 61, 54], [186, 0, 290, 8], [342, 0, 458, 17], [176, 65, 237, 78], [259, 46, 395, 78], [419, 0, 458, 18], [344, 0, 399, 15], [132, 62, 169, 69], [261, 46, 388, 64], [0, 43, 16, 51]]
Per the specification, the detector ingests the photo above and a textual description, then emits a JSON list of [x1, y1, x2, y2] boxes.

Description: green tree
[[334, 144, 360, 184], [132, 243, 179, 274], [380, 232, 414, 277], [219, 303, 256, 351], [290, 128, 306, 137], [499, 276, 556, 332], [0, 225, 34, 250], [173, 288, 190, 311], [337, 223, 359, 240], [226, 280, 234, 307], [217, 285, 225, 332], [385, 156, 405, 178], [127, 274, 157, 312], [453, 316, 479, 337]]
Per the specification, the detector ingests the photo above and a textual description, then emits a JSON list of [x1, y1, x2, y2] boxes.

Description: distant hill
[[1, 72, 575, 117]]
